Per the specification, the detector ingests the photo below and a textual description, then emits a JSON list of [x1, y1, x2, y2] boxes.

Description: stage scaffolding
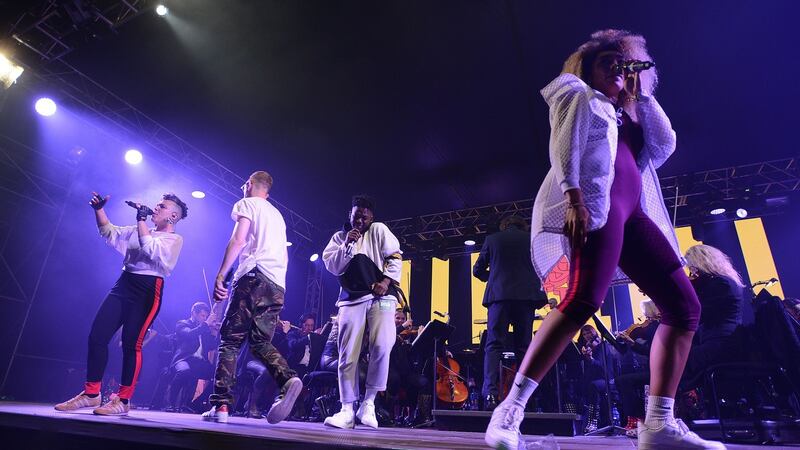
[[1, 1, 325, 391], [385, 157, 799, 258]]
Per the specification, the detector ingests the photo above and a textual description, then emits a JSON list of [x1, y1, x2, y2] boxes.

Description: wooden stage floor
[[1, 402, 797, 450]]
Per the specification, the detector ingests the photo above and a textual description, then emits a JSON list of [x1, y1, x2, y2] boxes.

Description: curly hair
[[163, 193, 188, 219], [684, 244, 745, 287], [352, 194, 375, 212], [562, 29, 659, 96]]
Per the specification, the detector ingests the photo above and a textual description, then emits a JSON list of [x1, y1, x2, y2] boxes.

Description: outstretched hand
[[90, 192, 110, 210]]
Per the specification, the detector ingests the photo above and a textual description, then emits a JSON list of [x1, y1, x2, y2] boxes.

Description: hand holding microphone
[[345, 228, 361, 256], [125, 200, 154, 222]]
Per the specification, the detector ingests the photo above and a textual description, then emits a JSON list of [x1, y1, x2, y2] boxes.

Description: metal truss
[[9, 0, 152, 62], [4, 1, 319, 248], [303, 262, 324, 327], [387, 157, 799, 258]]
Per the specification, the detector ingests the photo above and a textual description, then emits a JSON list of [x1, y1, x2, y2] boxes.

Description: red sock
[[84, 381, 101, 396]]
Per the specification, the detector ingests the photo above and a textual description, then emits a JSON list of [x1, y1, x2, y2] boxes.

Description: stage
[[1, 403, 797, 450]]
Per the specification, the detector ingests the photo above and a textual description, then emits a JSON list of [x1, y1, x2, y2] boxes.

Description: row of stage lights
[[34, 96, 208, 202]]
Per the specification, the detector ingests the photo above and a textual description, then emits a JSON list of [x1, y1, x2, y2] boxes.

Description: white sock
[[340, 402, 354, 414], [505, 372, 538, 409], [644, 395, 674, 428], [363, 388, 379, 404]]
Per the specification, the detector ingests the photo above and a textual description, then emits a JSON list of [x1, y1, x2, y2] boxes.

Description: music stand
[[411, 319, 455, 418], [585, 314, 626, 436]]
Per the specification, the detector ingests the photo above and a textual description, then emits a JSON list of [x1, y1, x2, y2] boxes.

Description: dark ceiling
[[3, 0, 799, 230]]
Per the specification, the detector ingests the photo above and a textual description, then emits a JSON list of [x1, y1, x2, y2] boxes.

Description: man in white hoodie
[[322, 195, 403, 429]]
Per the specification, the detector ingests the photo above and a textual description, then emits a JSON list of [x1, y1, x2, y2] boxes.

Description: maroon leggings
[[557, 113, 700, 331]]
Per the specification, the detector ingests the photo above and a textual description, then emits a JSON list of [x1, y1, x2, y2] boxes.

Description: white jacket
[[322, 222, 402, 306], [531, 73, 680, 284]]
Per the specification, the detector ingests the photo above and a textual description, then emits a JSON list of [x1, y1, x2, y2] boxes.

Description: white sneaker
[[638, 419, 727, 449], [266, 376, 303, 424], [201, 405, 229, 423], [55, 391, 101, 411], [324, 409, 356, 429], [484, 402, 524, 450], [92, 394, 129, 416], [356, 401, 378, 429]]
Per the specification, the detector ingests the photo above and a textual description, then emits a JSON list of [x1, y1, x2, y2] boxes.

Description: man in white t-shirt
[[202, 171, 301, 424]]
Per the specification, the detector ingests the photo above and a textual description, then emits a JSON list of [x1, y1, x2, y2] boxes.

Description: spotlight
[[191, 191, 206, 199], [464, 239, 476, 246], [35, 97, 57, 116], [124, 149, 143, 165], [155, 4, 168, 16], [0, 54, 24, 88], [286, 241, 293, 247], [736, 208, 748, 218], [710, 207, 726, 216], [309, 253, 319, 262]]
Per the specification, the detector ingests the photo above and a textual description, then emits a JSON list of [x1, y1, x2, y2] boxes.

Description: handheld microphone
[[612, 60, 655, 74], [125, 201, 154, 216]]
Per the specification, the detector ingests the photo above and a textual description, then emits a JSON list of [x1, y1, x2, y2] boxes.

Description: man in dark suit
[[163, 302, 219, 411], [473, 215, 547, 410]]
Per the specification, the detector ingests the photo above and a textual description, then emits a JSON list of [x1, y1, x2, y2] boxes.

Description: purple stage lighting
[[309, 253, 319, 262], [125, 149, 143, 165], [35, 97, 57, 116], [191, 191, 206, 199], [464, 239, 476, 246], [286, 241, 293, 247]]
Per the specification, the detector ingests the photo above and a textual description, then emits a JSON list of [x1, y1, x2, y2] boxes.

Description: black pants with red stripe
[[85, 271, 163, 399]]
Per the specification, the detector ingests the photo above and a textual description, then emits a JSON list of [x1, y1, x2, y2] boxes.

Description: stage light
[[309, 253, 319, 262], [191, 191, 206, 199], [155, 4, 168, 16], [125, 149, 143, 165], [0, 54, 24, 88], [710, 207, 726, 216], [35, 97, 57, 116], [736, 208, 748, 218], [286, 241, 293, 247], [464, 239, 476, 246]]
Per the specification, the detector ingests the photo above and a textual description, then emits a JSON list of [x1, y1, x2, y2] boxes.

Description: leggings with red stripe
[[85, 271, 163, 399], [556, 113, 701, 331]]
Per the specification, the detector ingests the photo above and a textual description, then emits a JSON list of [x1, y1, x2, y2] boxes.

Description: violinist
[[577, 325, 620, 433], [615, 300, 661, 434], [387, 310, 429, 426]]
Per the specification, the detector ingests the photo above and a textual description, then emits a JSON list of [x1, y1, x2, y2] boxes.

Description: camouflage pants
[[209, 269, 296, 406]]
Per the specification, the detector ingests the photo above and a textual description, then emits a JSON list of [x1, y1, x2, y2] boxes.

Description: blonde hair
[[562, 29, 659, 96], [249, 171, 273, 193], [684, 244, 745, 287], [640, 299, 660, 320]]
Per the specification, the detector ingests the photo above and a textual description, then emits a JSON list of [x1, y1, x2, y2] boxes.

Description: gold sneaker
[[54, 391, 101, 411], [93, 394, 130, 416]]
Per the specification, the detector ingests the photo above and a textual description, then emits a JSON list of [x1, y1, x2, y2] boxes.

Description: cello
[[434, 312, 468, 409]]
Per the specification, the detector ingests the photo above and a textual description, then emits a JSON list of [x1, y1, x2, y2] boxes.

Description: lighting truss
[[4, 0, 319, 248], [386, 157, 799, 258]]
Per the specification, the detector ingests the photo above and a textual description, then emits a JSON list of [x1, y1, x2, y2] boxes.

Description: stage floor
[[1, 402, 797, 450]]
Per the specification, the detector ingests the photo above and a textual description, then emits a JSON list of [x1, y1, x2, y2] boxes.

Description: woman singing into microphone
[[55, 192, 186, 415], [484, 30, 725, 449]]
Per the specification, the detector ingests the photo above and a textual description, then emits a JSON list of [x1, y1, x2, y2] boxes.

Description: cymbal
[[473, 318, 487, 325]]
